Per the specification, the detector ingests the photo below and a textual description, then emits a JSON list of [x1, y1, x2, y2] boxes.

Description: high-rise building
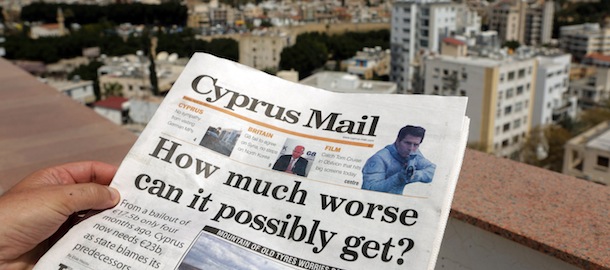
[[390, 0, 479, 93], [487, 0, 553, 46], [239, 30, 294, 71], [532, 53, 576, 127], [423, 52, 536, 157]]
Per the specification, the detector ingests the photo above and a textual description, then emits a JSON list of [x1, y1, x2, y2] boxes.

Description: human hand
[[0, 161, 120, 269]]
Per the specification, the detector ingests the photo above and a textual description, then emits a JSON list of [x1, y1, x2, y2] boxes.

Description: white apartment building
[[563, 120, 610, 185], [487, 0, 553, 46], [560, 23, 610, 62], [533, 53, 577, 127], [423, 54, 536, 157], [46, 78, 96, 105], [570, 68, 610, 109], [390, 0, 479, 93], [239, 30, 294, 71]]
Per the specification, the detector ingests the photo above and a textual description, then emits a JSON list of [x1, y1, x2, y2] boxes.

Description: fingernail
[[108, 187, 120, 204]]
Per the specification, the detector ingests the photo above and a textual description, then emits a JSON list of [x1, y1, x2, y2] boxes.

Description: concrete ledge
[[452, 149, 608, 269]]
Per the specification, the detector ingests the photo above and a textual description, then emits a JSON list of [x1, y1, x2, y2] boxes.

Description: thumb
[[48, 183, 120, 216]]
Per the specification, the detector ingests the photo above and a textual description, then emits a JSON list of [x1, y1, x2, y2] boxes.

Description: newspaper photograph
[[34, 53, 469, 270]]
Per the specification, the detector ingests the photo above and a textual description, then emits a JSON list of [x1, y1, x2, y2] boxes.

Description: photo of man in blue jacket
[[362, 125, 436, 194]]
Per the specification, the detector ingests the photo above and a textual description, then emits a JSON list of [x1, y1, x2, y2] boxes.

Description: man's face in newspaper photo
[[292, 146, 305, 159], [395, 135, 422, 158]]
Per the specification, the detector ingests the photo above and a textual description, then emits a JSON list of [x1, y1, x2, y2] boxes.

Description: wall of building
[[436, 218, 581, 270]]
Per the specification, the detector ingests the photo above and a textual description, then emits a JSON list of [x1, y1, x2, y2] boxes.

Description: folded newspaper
[[36, 53, 469, 270]]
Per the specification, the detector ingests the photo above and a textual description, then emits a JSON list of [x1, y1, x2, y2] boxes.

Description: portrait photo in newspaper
[[271, 140, 316, 177], [361, 125, 436, 195]]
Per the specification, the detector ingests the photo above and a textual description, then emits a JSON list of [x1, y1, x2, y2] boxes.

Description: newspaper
[[35, 53, 469, 270]]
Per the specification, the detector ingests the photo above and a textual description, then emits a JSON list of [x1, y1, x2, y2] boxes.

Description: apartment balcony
[[552, 101, 573, 121], [0, 58, 607, 269]]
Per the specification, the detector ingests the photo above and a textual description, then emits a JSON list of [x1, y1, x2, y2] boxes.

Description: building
[[532, 53, 576, 127], [560, 23, 610, 62], [525, 0, 554, 46], [97, 52, 186, 99], [440, 37, 468, 57], [300, 71, 397, 94], [29, 8, 68, 39], [390, 0, 480, 93], [276, 69, 299, 82], [486, 0, 553, 46], [570, 67, 610, 109], [423, 51, 536, 157], [563, 120, 610, 185], [45, 56, 90, 78], [487, 0, 526, 44], [239, 30, 294, 71], [92, 96, 129, 125], [346, 46, 390, 80], [45, 78, 96, 105], [582, 52, 610, 68]]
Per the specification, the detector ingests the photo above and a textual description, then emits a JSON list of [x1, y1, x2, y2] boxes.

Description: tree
[[502, 40, 520, 51], [69, 61, 104, 100], [521, 125, 572, 172], [280, 37, 328, 79], [103, 82, 123, 98], [578, 107, 610, 131]]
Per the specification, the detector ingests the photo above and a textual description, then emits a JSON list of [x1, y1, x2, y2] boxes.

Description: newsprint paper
[[35, 53, 469, 270]]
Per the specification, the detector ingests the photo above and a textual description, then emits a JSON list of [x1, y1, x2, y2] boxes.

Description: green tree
[[280, 37, 328, 79], [69, 61, 104, 100], [502, 40, 520, 51], [103, 82, 123, 98], [521, 125, 572, 172]]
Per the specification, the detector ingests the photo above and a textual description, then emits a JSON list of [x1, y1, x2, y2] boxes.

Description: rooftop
[[299, 71, 397, 94], [0, 58, 607, 269]]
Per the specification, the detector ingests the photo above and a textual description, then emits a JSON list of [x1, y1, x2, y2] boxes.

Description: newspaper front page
[[35, 53, 469, 270]]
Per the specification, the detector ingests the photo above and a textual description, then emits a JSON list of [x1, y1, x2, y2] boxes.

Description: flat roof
[[586, 125, 610, 150], [0, 57, 136, 193]]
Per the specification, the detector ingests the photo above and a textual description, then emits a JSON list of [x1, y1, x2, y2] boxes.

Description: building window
[[500, 74, 505, 82], [517, 85, 524, 95], [518, 69, 525, 78], [504, 105, 512, 115], [506, 88, 514, 98], [508, 71, 515, 80], [514, 118, 521, 128], [502, 139, 509, 147], [597, 156, 609, 168], [515, 102, 523, 112], [503, 123, 510, 132]]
